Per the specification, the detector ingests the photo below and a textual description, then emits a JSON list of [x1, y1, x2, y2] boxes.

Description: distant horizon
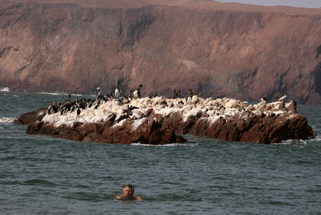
[[216, 0, 321, 8]]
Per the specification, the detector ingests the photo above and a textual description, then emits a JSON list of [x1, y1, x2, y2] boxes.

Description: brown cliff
[[1, 0, 321, 104]]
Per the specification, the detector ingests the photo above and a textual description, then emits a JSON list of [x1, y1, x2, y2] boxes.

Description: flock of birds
[[47, 80, 291, 117], [48, 81, 143, 115]]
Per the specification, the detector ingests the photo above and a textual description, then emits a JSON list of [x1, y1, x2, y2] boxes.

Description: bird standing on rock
[[275, 93, 287, 101], [177, 90, 181, 98], [96, 87, 101, 97], [171, 89, 177, 99], [115, 81, 121, 98], [133, 84, 143, 99], [275, 93, 287, 109], [188, 89, 194, 98], [260, 96, 267, 104]]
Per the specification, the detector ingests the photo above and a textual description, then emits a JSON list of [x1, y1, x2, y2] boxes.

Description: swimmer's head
[[122, 184, 135, 197], [123, 184, 134, 192]]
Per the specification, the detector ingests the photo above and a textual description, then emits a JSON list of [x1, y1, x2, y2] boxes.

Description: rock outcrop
[[17, 95, 315, 144], [13, 108, 47, 125], [1, 1, 321, 104]]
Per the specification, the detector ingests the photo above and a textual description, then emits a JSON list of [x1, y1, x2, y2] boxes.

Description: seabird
[[96, 87, 101, 97], [128, 90, 133, 101], [133, 84, 143, 99], [171, 89, 177, 99], [260, 96, 267, 104], [48, 101, 58, 114], [177, 90, 181, 98], [188, 89, 194, 98], [122, 96, 129, 104], [115, 81, 121, 98], [275, 93, 287, 101]]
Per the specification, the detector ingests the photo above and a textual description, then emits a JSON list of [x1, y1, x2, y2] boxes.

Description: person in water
[[115, 184, 143, 200]]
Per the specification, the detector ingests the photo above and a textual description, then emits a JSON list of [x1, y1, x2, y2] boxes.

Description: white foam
[[37, 92, 67, 96], [36, 92, 86, 97], [277, 139, 308, 146], [0, 117, 14, 123], [0, 87, 9, 92], [130, 142, 198, 146]]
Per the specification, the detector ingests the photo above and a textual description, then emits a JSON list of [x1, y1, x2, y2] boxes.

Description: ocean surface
[[1, 91, 321, 214]]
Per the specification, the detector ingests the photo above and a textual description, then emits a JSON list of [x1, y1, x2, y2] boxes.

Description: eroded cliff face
[[1, 1, 321, 104]]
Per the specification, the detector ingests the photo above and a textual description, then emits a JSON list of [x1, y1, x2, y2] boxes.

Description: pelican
[[275, 93, 287, 101]]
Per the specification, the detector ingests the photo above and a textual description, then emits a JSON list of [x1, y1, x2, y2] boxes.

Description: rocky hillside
[[1, 0, 321, 104]]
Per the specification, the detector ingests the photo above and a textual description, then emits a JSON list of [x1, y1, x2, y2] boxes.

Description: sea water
[[0, 91, 321, 214]]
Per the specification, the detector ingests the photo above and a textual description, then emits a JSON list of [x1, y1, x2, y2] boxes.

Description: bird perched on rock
[[177, 90, 182, 98], [275, 93, 287, 101], [186, 89, 194, 104], [122, 96, 130, 104], [133, 84, 143, 99], [178, 100, 184, 105], [171, 89, 177, 99], [96, 87, 101, 97], [275, 93, 287, 109], [286, 100, 297, 112], [115, 81, 121, 98], [128, 90, 133, 101], [188, 89, 194, 98], [260, 96, 267, 104]]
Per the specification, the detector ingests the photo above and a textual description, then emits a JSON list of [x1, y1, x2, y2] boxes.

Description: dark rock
[[14, 108, 47, 125]]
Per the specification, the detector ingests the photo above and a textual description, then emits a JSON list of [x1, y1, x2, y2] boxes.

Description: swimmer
[[115, 184, 143, 200]]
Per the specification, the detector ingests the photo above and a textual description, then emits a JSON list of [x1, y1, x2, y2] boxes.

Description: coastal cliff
[[1, 0, 321, 104]]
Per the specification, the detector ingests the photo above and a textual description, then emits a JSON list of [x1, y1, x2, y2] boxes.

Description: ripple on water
[[64, 192, 105, 202], [23, 179, 58, 187], [130, 142, 199, 147]]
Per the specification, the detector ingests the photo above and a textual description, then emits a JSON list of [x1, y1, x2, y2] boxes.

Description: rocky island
[[5, 0, 318, 144], [14, 94, 315, 145]]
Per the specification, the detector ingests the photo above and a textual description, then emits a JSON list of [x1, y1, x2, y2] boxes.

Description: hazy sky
[[217, 0, 321, 8]]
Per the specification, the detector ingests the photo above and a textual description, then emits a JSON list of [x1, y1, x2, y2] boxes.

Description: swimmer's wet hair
[[123, 184, 134, 192]]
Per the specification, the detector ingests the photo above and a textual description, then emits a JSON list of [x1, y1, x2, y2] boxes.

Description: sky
[[217, 0, 321, 8]]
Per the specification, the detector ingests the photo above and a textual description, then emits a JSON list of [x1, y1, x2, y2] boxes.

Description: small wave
[[36, 92, 86, 96], [277, 139, 308, 146], [0, 87, 9, 92], [130, 142, 199, 147], [23, 179, 57, 187], [64, 192, 104, 201], [306, 134, 321, 142], [0, 117, 15, 123], [36, 92, 68, 96]]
